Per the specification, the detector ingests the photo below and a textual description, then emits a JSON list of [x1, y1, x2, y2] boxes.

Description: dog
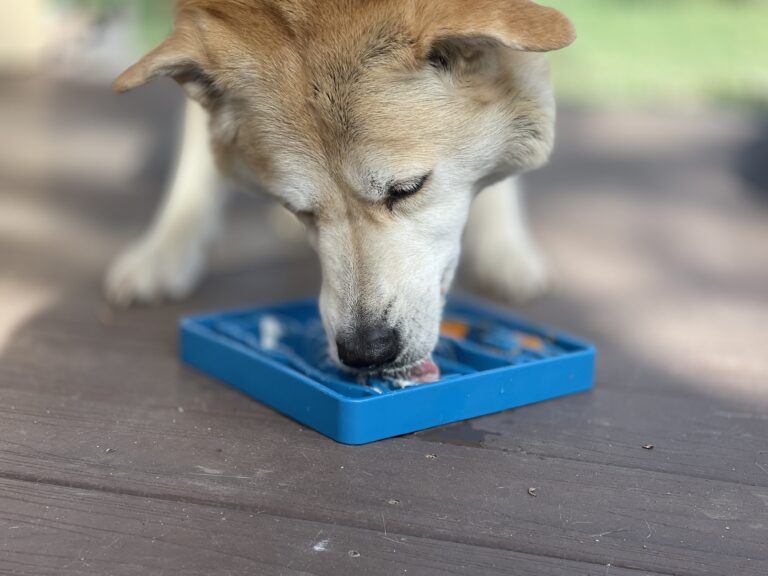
[[105, 0, 575, 382]]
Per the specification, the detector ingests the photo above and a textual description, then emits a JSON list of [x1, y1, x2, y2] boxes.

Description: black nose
[[336, 325, 401, 369]]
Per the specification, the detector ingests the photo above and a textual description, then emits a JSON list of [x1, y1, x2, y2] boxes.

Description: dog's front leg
[[463, 176, 551, 303], [105, 100, 225, 306]]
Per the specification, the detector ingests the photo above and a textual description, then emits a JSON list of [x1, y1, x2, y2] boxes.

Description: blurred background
[[0, 0, 766, 406]]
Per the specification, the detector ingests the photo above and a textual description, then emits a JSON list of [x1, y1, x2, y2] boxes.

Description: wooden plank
[[2, 280, 766, 506], [3, 299, 767, 488], [0, 389, 765, 576], [413, 387, 768, 487], [0, 477, 662, 576], [3, 79, 768, 576]]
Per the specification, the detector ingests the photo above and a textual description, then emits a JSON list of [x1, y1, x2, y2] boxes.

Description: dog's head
[[116, 0, 574, 379]]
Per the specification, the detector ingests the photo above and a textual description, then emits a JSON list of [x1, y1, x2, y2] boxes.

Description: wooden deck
[[1, 78, 767, 575]]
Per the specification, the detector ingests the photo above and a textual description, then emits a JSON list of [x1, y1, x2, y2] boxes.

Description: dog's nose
[[336, 325, 400, 369]]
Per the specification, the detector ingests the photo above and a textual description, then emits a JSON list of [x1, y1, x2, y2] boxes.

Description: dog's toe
[[104, 239, 204, 307]]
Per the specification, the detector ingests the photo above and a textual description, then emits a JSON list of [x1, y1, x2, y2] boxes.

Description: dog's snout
[[336, 325, 400, 369]]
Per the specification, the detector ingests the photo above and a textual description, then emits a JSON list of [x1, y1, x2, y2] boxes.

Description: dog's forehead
[[298, 9, 417, 141], [198, 0, 450, 205], [230, 3, 440, 198]]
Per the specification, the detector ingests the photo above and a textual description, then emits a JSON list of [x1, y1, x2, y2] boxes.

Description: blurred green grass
[[547, 0, 768, 108], [64, 0, 768, 108], [57, 0, 173, 48]]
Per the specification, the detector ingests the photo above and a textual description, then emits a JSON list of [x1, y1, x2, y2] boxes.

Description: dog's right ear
[[113, 27, 218, 106], [415, 0, 575, 57]]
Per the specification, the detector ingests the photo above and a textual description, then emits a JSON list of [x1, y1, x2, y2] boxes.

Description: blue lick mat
[[180, 297, 595, 444]]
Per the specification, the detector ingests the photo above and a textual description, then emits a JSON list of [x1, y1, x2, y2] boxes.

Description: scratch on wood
[[188, 472, 254, 480], [312, 538, 330, 552], [194, 466, 224, 475], [102, 535, 122, 550], [590, 528, 628, 538]]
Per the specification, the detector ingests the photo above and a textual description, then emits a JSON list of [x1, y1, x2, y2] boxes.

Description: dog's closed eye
[[386, 173, 431, 210]]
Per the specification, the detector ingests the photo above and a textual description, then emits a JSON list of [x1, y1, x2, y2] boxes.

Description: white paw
[[465, 241, 552, 304], [105, 237, 206, 307]]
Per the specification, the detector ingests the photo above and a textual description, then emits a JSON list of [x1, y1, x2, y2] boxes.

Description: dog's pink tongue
[[409, 357, 441, 383]]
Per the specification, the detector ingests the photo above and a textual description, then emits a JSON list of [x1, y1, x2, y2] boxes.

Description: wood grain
[[0, 388, 766, 575], [0, 477, 668, 576]]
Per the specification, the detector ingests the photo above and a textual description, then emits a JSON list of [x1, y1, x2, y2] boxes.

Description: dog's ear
[[416, 0, 575, 58], [113, 25, 219, 106]]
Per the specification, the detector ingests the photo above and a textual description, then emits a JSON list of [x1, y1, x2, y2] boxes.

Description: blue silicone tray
[[180, 296, 595, 445]]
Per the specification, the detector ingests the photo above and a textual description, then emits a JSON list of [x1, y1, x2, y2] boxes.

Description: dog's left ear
[[113, 26, 218, 106], [416, 0, 575, 56]]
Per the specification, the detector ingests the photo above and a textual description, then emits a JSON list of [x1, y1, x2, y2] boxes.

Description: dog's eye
[[386, 174, 430, 209]]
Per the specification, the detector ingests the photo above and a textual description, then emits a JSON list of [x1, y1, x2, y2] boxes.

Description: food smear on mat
[[441, 316, 563, 358], [214, 315, 414, 393], [440, 319, 472, 340], [211, 312, 567, 396]]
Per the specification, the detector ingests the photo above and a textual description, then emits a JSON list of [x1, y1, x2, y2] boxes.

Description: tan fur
[[110, 0, 574, 374], [115, 0, 573, 183]]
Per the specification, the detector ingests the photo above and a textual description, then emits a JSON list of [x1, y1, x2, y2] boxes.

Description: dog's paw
[[464, 241, 553, 304], [105, 237, 206, 307]]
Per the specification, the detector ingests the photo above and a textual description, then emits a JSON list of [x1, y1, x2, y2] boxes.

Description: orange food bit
[[441, 319, 471, 340], [519, 334, 546, 351]]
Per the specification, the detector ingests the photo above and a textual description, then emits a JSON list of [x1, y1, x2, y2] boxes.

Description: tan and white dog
[[106, 0, 574, 382]]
